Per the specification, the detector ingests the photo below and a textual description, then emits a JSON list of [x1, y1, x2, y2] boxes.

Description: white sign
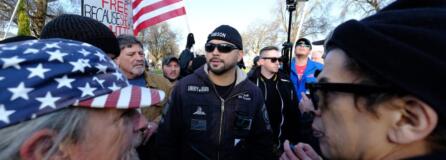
[[82, 0, 133, 35]]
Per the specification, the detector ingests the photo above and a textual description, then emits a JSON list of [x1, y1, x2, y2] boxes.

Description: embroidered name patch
[[237, 93, 252, 101], [187, 85, 210, 93]]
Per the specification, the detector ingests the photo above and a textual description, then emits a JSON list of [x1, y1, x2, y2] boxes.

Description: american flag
[[0, 38, 164, 129], [132, 0, 186, 35]]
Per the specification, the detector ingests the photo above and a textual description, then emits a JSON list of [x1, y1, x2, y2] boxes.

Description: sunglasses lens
[[269, 58, 282, 63], [205, 43, 237, 53], [205, 43, 216, 52], [217, 45, 234, 53]]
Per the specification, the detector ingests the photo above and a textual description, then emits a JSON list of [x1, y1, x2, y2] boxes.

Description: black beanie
[[207, 25, 243, 50], [41, 14, 120, 58], [326, 0, 446, 113]]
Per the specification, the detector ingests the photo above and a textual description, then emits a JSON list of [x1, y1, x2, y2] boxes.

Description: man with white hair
[[0, 38, 165, 160]]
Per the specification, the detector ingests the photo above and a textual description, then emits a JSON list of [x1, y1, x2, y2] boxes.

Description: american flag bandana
[[0, 38, 165, 129]]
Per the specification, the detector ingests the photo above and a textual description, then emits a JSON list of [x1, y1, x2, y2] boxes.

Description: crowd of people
[[1, 0, 446, 159]]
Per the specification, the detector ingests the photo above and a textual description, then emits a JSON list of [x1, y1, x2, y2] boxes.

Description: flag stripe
[[134, 7, 186, 35], [140, 87, 151, 108], [105, 90, 121, 108], [133, 0, 182, 22], [133, 1, 184, 28], [129, 86, 142, 108], [78, 98, 94, 107], [117, 86, 132, 108], [90, 93, 108, 108]]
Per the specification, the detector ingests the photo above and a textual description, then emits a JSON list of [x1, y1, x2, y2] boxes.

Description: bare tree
[[274, 0, 333, 43], [0, 0, 72, 37], [340, 0, 392, 18], [141, 23, 179, 68], [241, 20, 280, 56]]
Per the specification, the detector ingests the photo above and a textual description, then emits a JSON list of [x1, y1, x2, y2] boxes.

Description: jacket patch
[[191, 119, 207, 131], [237, 93, 252, 101], [193, 106, 206, 115], [187, 85, 210, 93]]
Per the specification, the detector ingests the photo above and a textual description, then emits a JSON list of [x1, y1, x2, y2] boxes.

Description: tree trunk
[[33, 0, 47, 37]]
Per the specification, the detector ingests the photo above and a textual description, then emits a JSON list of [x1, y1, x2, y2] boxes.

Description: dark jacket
[[248, 68, 304, 148], [156, 65, 274, 160], [178, 48, 194, 77]]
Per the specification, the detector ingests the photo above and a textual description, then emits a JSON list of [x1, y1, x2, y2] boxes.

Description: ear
[[258, 58, 265, 66], [387, 96, 438, 144], [237, 50, 244, 62], [20, 129, 67, 160]]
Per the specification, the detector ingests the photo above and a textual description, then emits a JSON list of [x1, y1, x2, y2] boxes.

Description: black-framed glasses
[[205, 43, 238, 53], [305, 82, 399, 110], [261, 57, 282, 63]]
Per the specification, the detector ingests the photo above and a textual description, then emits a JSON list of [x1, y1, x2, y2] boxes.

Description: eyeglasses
[[261, 57, 282, 63], [296, 43, 310, 48], [305, 82, 399, 110], [205, 43, 238, 53]]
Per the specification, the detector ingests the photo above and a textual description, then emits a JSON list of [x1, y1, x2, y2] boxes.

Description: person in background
[[248, 46, 304, 157], [114, 34, 172, 159], [247, 55, 260, 77], [162, 55, 181, 83], [290, 38, 323, 102], [281, 0, 446, 159], [179, 33, 196, 77], [0, 38, 165, 160], [190, 54, 207, 71], [310, 50, 324, 64]]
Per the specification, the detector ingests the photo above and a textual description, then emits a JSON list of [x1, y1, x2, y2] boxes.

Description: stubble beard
[[208, 62, 236, 75]]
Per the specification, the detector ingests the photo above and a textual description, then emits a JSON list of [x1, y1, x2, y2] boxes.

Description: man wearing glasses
[[248, 46, 306, 157], [157, 25, 274, 159], [290, 38, 323, 102], [281, 0, 446, 159]]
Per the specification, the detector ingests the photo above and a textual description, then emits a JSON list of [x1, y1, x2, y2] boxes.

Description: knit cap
[[207, 25, 243, 50], [41, 14, 120, 58]]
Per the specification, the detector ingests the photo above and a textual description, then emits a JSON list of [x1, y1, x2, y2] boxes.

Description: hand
[[280, 140, 298, 160], [299, 92, 315, 114], [280, 140, 322, 160], [186, 33, 195, 49]]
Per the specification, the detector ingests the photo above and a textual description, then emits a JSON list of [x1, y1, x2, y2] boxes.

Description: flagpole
[[182, 0, 191, 33], [3, 0, 21, 39], [293, 2, 308, 48]]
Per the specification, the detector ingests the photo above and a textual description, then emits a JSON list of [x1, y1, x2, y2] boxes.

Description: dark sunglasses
[[205, 43, 239, 53], [305, 82, 399, 110], [296, 43, 310, 48], [261, 57, 283, 63]]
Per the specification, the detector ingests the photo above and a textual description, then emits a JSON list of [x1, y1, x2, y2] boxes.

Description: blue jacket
[[156, 65, 274, 160], [290, 58, 323, 102]]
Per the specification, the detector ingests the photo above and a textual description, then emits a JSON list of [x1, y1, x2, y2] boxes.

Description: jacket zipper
[[275, 80, 285, 149], [215, 90, 248, 160], [217, 97, 224, 160]]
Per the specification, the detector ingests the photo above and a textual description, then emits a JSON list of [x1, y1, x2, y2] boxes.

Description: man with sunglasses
[[281, 0, 446, 159], [248, 46, 307, 157], [157, 25, 274, 159], [290, 38, 323, 102]]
